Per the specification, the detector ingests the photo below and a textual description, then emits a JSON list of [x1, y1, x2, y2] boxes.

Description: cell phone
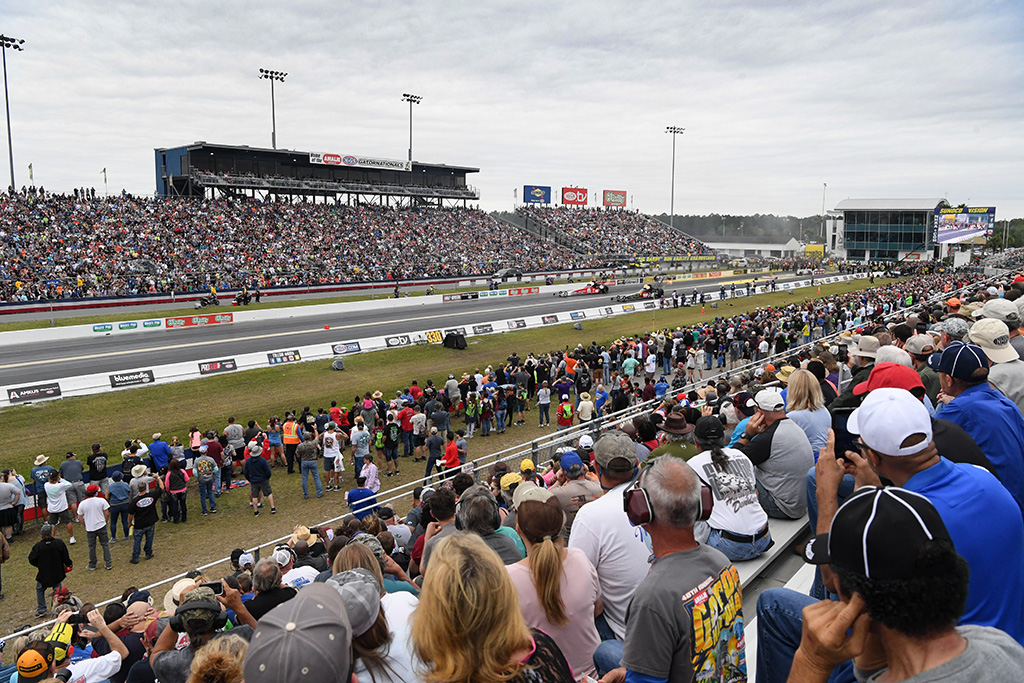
[[199, 581, 224, 596], [66, 613, 91, 625]]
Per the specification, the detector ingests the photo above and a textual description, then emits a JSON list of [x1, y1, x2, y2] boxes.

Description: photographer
[[16, 608, 128, 683]]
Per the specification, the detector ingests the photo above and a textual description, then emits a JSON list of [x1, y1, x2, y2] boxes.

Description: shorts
[[66, 481, 88, 505], [250, 480, 272, 497], [414, 434, 426, 447], [48, 509, 72, 524], [0, 506, 19, 527], [323, 457, 336, 472]]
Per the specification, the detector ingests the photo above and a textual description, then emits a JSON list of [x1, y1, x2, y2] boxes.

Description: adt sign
[[523, 185, 551, 204]]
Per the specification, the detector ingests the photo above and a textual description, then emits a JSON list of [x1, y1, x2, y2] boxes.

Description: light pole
[[402, 93, 422, 162], [820, 182, 827, 240], [665, 126, 684, 229], [1, 34, 25, 192], [258, 69, 286, 149]]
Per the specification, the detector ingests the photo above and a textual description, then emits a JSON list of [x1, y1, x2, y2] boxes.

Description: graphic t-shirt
[[688, 448, 768, 537], [351, 428, 371, 456], [621, 545, 745, 682], [322, 432, 342, 459]]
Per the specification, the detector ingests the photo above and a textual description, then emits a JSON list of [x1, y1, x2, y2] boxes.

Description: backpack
[[560, 403, 574, 419], [374, 430, 386, 449]]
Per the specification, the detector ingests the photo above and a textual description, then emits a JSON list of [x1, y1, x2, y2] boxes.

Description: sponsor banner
[[443, 292, 480, 302], [309, 152, 411, 172], [7, 382, 61, 403], [508, 319, 527, 329], [542, 315, 559, 324], [118, 322, 138, 330], [143, 320, 162, 328], [425, 330, 444, 344], [472, 324, 493, 334], [93, 324, 112, 333], [386, 334, 412, 347], [935, 206, 996, 244], [332, 342, 362, 355], [804, 244, 825, 257], [570, 312, 586, 320], [444, 327, 467, 337], [523, 185, 552, 204], [268, 350, 301, 365], [199, 359, 236, 375], [561, 187, 588, 206], [603, 190, 627, 207], [635, 255, 716, 263], [109, 370, 155, 388], [602, 307, 615, 315], [166, 313, 233, 329], [480, 290, 505, 297], [508, 286, 539, 296], [643, 301, 657, 310], [622, 304, 636, 312]]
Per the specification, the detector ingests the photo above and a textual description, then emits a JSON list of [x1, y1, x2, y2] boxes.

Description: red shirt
[[443, 441, 460, 469], [329, 407, 342, 424], [396, 407, 414, 431], [205, 441, 224, 466], [410, 385, 423, 401]]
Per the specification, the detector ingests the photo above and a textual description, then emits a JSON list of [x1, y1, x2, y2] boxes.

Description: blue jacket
[[904, 457, 1024, 644], [936, 383, 1024, 511], [149, 439, 172, 470], [243, 456, 271, 484]]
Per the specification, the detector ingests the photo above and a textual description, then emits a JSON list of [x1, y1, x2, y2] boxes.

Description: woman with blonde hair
[[411, 533, 573, 683], [507, 488, 602, 681], [186, 633, 247, 683], [785, 368, 831, 458]]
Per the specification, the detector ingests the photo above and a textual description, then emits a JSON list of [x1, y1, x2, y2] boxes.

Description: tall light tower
[[258, 69, 287, 149], [1, 34, 25, 191], [665, 126, 684, 230], [402, 93, 422, 162], [820, 182, 827, 240]]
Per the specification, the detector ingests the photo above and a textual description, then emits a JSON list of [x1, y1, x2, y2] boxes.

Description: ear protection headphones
[[169, 600, 228, 634], [454, 490, 502, 531], [623, 464, 713, 526]]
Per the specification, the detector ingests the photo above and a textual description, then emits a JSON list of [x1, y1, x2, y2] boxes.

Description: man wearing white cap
[[830, 335, 878, 410], [970, 318, 1024, 413], [734, 389, 814, 519], [973, 297, 1024, 360]]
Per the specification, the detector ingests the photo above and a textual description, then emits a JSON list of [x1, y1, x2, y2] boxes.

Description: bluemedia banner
[[523, 185, 552, 204]]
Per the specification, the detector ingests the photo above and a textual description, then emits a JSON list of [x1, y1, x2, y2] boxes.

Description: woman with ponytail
[[507, 487, 602, 681], [690, 415, 772, 561]]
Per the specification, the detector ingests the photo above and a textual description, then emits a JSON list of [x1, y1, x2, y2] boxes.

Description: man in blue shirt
[[30, 454, 57, 514], [932, 341, 1024, 511], [148, 433, 172, 471], [653, 376, 670, 399], [346, 476, 378, 520]]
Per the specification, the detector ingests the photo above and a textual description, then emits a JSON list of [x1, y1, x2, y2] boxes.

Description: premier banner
[[603, 190, 627, 207], [523, 185, 552, 204], [309, 153, 412, 172], [562, 187, 588, 206]]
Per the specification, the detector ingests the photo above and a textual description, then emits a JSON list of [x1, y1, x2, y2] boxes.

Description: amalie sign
[[166, 313, 233, 328]]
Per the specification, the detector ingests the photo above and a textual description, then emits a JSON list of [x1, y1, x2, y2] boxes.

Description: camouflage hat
[[177, 586, 221, 625], [347, 533, 387, 574]]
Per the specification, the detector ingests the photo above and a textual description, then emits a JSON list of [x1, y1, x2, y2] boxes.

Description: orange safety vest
[[283, 421, 300, 444]]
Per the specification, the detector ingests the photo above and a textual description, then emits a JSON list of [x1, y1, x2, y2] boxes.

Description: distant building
[[702, 235, 803, 258], [827, 198, 944, 262]]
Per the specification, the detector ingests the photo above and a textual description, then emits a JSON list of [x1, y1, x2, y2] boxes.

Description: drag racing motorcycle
[[556, 280, 611, 297], [194, 294, 220, 309], [233, 290, 252, 306], [616, 282, 664, 302]]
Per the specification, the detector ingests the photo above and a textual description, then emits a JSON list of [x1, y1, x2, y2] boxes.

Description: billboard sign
[[166, 313, 233, 329], [309, 153, 411, 172], [523, 185, 551, 204], [109, 370, 155, 388], [562, 187, 588, 206], [268, 350, 301, 365], [7, 382, 61, 403], [199, 359, 236, 375], [603, 190, 627, 207], [332, 342, 362, 355], [935, 207, 996, 244]]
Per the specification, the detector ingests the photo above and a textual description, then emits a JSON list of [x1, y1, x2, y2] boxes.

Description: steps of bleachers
[[736, 517, 809, 587]]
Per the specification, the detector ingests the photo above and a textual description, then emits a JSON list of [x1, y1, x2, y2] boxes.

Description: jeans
[[109, 502, 130, 539], [132, 524, 155, 561], [353, 455, 364, 479], [594, 612, 617, 641], [86, 527, 112, 568], [214, 467, 222, 495], [401, 430, 413, 458], [496, 410, 506, 432], [481, 417, 491, 436], [301, 460, 323, 497], [423, 456, 440, 486], [593, 639, 624, 678], [37, 580, 60, 614], [538, 404, 550, 425], [756, 588, 856, 683], [168, 491, 187, 523], [221, 464, 232, 492], [705, 355, 713, 370], [705, 527, 773, 562], [198, 479, 217, 514], [756, 480, 793, 519], [806, 467, 855, 598]]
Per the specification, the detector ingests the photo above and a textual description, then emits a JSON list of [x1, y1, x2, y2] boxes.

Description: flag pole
[[102, 167, 107, 197]]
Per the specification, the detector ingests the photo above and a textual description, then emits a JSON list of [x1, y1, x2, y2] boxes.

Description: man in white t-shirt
[[274, 546, 318, 589], [77, 485, 112, 570], [568, 430, 648, 641], [17, 609, 128, 683], [318, 422, 343, 492], [378, 506, 412, 551], [43, 472, 76, 544]]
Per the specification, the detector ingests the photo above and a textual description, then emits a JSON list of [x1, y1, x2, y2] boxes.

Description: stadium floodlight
[[402, 93, 422, 162], [1, 34, 25, 192], [258, 68, 287, 149], [665, 126, 685, 231]]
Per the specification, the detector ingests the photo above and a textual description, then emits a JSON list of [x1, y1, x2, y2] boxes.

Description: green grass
[[0, 277, 887, 634]]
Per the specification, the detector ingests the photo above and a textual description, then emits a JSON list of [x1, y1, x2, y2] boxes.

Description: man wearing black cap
[[788, 487, 1024, 682]]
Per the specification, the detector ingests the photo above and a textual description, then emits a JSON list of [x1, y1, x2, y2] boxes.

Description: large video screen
[[935, 207, 996, 244]]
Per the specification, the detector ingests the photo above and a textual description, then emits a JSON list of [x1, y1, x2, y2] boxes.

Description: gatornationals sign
[[309, 153, 411, 172]]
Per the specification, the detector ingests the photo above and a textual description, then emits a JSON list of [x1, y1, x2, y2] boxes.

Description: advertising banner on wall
[[7, 382, 62, 403], [562, 188, 588, 206], [109, 370, 155, 388], [603, 190, 627, 207], [935, 207, 996, 244], [309, 153, 411, 172], [523, 185, 552, 204]]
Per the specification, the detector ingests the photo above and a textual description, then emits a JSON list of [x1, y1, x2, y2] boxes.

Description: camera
[[66, 613, 91, 625]]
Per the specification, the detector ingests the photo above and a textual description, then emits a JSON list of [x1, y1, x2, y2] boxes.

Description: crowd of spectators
[[6, 263, 1024, 682], [518, 206, 714, 258]]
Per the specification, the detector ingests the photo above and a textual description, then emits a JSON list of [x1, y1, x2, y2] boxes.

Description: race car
[[556, 280, 611, 297], [616, 282, 664, 302]]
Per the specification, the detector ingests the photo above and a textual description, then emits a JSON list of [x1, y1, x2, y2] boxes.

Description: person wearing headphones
[[16, 608, 128, 683]]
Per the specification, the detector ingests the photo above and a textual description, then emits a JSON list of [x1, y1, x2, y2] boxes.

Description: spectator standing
[[0, 473, 20, 544], [193, 447, 219, 515], [163, 459, 190, 524], [107, 471, 132, 541], [149, 433, 172, 471], [281, 415, 301, 474], [28, 523, 72, 617], [86, 443, 110, 496], [296, 432, 323, 499], [77, 484, 112, 571], [30, 454, 56, 516], [423, 427, 445, 486], [537, 380, 552, 427], [360, 453, 381, 494], [58, 451, 86, 517], [347, 477, 379, 520], [349, 418, 372, 478], [43, 471, 76, 543], [128, 477, 161, 564], [319, 422, 343, 491], [556, 394, 575, 431], [243, 444, 275, 516]]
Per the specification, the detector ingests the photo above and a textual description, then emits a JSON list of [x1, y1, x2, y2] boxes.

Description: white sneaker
[[69, 537, 77, 545]]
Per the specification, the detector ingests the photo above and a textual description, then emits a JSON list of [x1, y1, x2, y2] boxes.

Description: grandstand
[[516, 206, 715, 261]]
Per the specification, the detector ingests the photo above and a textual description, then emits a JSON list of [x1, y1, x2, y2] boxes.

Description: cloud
[[3, 0, 1022, 216]]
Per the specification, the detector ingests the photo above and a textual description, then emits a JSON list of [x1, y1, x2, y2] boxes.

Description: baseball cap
[[934, 341, 990, 381], [577, 435, 594, 450], [933, 317, 969, 340], [852, 335, 879, 358], [803, 486, 952, 580], [968, 318, 1020, 364], [243, 583, 353, 683], [500, 472, 523, 491], [126, 590, 152, 606], [694, 416, 725, 444], [972, 298, 1021, 327], [520, 458, 536, 473], [152, 433, 162, 440], [326, 569, 382, 637], [904, 335, 935, 356], [593, 431, 637, 472], [848, 388, 932, 456], [177, 586, 221, 627], [46, 622, 75, 663], [86, 484, 100, 495], [559, 451, 585, 475], [753, 389, 785, 412], [513, 482, 555, 510], [852, 362, 925, 397], [16, 642, 55, 683], [272, 547, 295, 567], [378, 506, 396, 521], [430, 426, 438, 434], [237, 553, 255, 570], [946, 297, 961, 308], [731, 392, 756, 417]]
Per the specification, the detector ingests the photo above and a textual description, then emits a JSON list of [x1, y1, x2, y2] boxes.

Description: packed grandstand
[[0, 191, 718, 301]]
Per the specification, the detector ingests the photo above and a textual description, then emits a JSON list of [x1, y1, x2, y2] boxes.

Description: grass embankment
[[0, 278, 886, 634]]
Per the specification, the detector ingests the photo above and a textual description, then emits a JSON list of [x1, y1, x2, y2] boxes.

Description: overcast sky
[[3, 0, 1022, 217]]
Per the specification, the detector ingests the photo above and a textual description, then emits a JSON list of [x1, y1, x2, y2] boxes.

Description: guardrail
[[0, 272, 994, 641]]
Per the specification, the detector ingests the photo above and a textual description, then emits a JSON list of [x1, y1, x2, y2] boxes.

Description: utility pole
[[1, 34, 25, 191], [665, 126, 684, 230]]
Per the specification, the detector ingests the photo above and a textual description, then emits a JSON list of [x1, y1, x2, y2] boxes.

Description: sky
[[2, 0, 1023, 217]]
